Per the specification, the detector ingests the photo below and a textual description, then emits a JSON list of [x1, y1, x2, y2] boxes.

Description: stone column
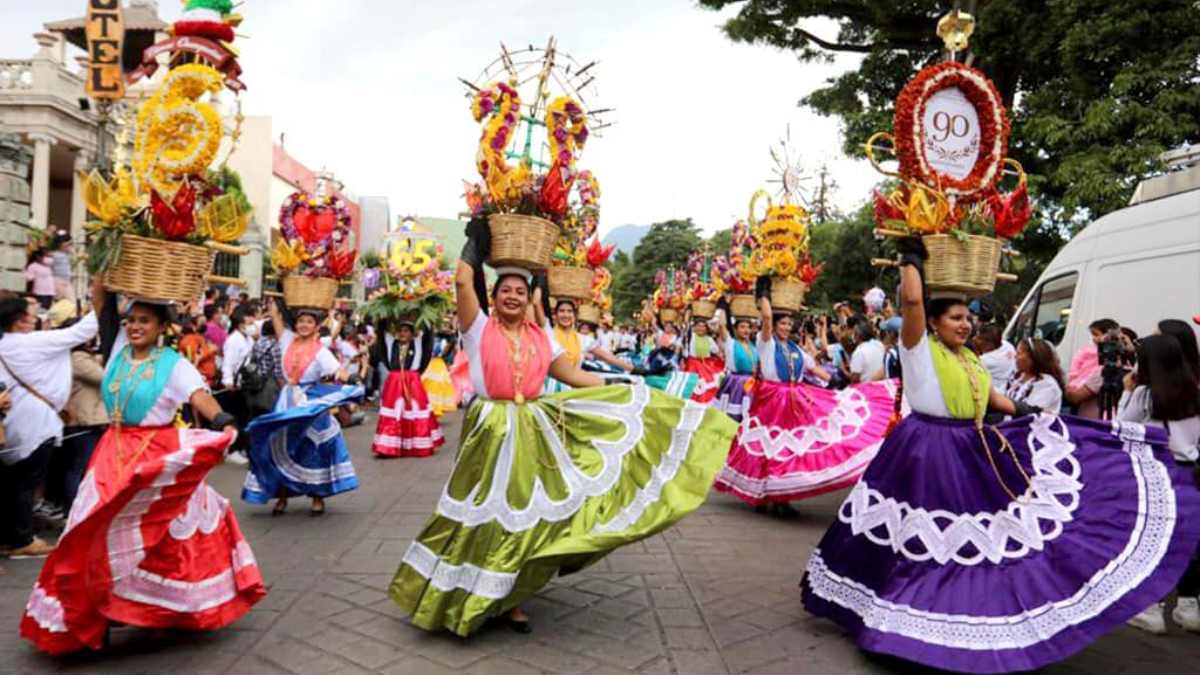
[[0, 134, 33, 291], [70, 150, 91, 296], [28, 133, 55, 230], [241, 224, 264, 298]]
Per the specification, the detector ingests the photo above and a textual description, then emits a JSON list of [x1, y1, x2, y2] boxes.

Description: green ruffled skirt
[[389, 382, 736, 636]]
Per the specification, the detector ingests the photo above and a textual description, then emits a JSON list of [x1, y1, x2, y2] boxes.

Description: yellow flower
[[902, 184, 952, 234], [271, 239, 306, 273]]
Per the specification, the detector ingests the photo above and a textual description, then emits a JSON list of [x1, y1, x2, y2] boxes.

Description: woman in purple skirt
[[715, 310, 757, 422], [801, 238, 1200, 674]]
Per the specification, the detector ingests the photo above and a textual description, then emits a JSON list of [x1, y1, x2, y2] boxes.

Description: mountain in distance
[[602, 224, 650, 255]]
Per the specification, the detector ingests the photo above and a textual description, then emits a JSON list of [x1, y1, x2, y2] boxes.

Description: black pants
[[0, 440, 54, 548], [214, 388, 250, 452], [46, 426, 104, 510]]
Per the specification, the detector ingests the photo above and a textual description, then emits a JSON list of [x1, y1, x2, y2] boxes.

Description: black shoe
[[504, 616, 532, 634]]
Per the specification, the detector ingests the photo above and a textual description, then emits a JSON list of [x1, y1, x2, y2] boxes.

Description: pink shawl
[[480, 316, 552, 401]]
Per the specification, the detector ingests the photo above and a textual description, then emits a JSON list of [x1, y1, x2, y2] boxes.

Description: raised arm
[[897, 238, 927, 350], [756, 275, 773, 344], [268, 297, 287, 343], [455, 217, 490, 330]]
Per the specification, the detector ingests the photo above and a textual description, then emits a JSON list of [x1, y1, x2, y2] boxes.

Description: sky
[[1, 0, 883, 236]]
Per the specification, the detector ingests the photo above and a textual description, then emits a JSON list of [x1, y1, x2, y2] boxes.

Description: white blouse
[[1005, 373, 1063, 414], [106, 330, 209, 426], [898, 335, 952, 417], [280, 329, 341, 384], [1118, 386, 1200, 462], [757, 336, 814, 383]]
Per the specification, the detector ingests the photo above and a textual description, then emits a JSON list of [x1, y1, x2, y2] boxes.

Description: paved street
[[3, 410, 1200, 674]]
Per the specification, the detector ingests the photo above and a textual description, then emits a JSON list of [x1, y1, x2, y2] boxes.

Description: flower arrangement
[[466, 84, 590, 224], [746, 198, 815, 283], [685, 250, 720, 305], [272, 190, 357, 280], [872, 161, 1030, 241], [712, 220, 757, 296], [652, 268, 689, 311], [361, 236, 454, 333], [82, 60, 249, 276], [552, 171, 600, 267]]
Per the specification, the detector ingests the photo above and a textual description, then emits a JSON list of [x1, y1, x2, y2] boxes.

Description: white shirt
[[757, 336, 814, 383], [465, 312, 564, 398], [280, 329, 341, 384], [850, 339, 886, 382], [1118, 386, 1200, 462], [619, 332, 637, 351], [1005, 373, 1063, 415], [381, 333, 423, 372], [220, 328, 253, 388], [108, 329, 209, 426], [980, 341, 1017, 393], [0, 312, 98, 464], [899, 335, 951, 417]]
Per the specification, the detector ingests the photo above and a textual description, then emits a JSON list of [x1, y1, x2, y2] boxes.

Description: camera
[[1097, 329, 1133, 420]]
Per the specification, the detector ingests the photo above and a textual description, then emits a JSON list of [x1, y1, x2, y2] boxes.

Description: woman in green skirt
[[389, 219, 737, 635]]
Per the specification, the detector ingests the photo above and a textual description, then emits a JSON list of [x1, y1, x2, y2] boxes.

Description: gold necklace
[[501, 323, 529, 404], [108, 347, 160, 426]]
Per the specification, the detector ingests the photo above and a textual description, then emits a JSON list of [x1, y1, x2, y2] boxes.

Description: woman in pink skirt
[[714, 279, 896, 514]]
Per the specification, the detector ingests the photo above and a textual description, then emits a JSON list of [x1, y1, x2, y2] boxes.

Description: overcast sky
[[2, 0, 883, 235]]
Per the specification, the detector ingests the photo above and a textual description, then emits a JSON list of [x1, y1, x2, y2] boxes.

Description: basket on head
[[487, 213, 559, 271], [691, 300, 717, 320], [770, 278, 807, 314], [103, 234, 215, 304], [659, 307, 679, 323], [547, 266, 594, 300], [923, 234, 1004, 297], [729, 294, 757, 320], [283, 276, 339, 310], [577, 302, 601, 325]]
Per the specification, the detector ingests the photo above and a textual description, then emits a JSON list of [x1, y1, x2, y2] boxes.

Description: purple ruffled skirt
[[715, 373, 753, 422], [802, 412, 1200, 674]]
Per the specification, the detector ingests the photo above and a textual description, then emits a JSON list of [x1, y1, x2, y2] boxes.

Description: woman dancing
[[800, 239, 1200, 673], [713, 278, 896, 512], [714, 311, 758, 423], [389, 219, 736, 635], [22, 286, 265, 654], [681, 316, 725, 404], [241, 300, 361, 516]]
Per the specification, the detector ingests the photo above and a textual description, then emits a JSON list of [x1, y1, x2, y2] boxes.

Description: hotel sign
[[85, 0, 125, 99]]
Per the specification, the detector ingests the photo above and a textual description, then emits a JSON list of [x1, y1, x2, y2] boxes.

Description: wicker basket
[[548, 266, 594, 300], [282, 276, 340, 310], [660, 307, 679, 323], [104, 234, 215, 303], [691, 300, 717, 320], [577, 302, 601, 325], [770, 278, 808, 313], [487, 213, 560, 271], [729, 294, 757, 319], [923, 234, 1004, 297]]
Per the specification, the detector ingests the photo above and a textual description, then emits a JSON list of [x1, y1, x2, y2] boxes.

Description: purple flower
[[363, 268, 381, 289]]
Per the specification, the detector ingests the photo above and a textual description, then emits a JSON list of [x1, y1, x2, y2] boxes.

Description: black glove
[[1012, 401, 1042, 417], [716, 297, 730, 311], [754, 275, 772, 301], [896, 236, 928, 271], [630, 366, 649, 377], [345, 374, 363, 387], [532, 271, 552, 317], [208, 411, 237, 432], [460, 216, 491, 268]]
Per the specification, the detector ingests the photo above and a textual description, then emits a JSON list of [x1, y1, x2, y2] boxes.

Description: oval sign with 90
[[921, 87, 981, 181]]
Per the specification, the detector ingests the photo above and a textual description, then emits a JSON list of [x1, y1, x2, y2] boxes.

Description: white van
[[1005, 149, 1200, 365]]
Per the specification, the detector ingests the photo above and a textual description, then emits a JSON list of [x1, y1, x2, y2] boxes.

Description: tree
[[699, 0, 1200, 224], [611, 219, 703, 320], [806, 205, 896, 309]]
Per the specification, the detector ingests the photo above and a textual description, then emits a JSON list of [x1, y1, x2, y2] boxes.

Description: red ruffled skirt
[[372, 370, 445, 458], [21, 426, 266, 655], [683, 355, 725, 404]]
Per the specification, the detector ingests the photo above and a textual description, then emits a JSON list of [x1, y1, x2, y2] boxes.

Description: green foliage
[[360, 293, 453, 334], [208, 166, 253, 214], [611, 219, 703, 321], [85, 227, 124, 276], [708, 228, 733, 256], [699, 0, 1200, 225]]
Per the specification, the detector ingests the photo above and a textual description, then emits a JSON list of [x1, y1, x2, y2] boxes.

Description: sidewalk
[[1, 410, 1198, 674]]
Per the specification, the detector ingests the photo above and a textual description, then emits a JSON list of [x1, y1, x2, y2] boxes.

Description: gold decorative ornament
[[937, 9, 976, 53]]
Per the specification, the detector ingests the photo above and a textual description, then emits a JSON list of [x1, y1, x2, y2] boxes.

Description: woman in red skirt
[[21, 294, 266, 655], [369, 320, 444, 457]]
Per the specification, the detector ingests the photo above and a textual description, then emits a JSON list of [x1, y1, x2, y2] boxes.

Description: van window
[[1034, 274, 1077, 345], [1010, 272, 1079, 346]]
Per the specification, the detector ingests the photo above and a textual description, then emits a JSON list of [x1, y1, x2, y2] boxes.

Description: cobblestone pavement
[[3, 410, 1200, 674]]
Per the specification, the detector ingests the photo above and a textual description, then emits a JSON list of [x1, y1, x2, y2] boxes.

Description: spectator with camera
[[1066, 318, 1135, 419]]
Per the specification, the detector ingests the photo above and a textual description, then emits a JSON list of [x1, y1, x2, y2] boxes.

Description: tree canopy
[[699, 0, 1200, 223], [610, 219, 704, 321]]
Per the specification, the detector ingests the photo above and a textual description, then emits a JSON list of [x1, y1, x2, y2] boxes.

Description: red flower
[[872, 190, 906, 228], [586, 238, 615, 268], [150, 183, 196, 240], [798, 256, 823, 285], [328, 249, 357, 279], [538, 159, 573, 218], [989, 181, 1032, 239]]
